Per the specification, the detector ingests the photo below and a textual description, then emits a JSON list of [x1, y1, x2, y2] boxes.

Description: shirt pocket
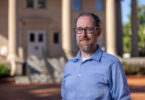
[[64, 73, 74, 88], [64, 73, 71, 79]]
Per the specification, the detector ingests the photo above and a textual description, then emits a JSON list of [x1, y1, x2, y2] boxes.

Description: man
[[61, 12, 130, 100]]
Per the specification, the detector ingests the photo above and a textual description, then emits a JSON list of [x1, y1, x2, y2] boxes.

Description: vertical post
[[62, 0, 72, 59], [131, 0, 138, 57], [8, 0, 17, 76], [106, 0, 117, 56], [116, 0, 123, 56]]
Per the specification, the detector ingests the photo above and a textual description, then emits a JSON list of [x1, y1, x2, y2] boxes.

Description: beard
[[77, 37, 96, 53], [80, 44, 93, 53]]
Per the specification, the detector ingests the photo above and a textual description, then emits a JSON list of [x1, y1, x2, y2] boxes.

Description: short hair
[[75, 12, 101, 27]]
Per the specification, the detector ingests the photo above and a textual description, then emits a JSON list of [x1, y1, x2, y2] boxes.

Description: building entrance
[[27, 30, 46, 59]]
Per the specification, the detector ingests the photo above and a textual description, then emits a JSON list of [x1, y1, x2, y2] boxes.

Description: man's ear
[[96, 28, 102, 37]]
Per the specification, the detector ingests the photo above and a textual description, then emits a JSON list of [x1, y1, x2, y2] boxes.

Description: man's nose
[[81, 29, 87, 36]]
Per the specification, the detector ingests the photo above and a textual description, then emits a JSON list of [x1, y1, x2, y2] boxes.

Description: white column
[[8, 0, 17, 76], [62, 0, 72, 59], [106, 0, 117, 56], [131, 0, 138, 57]]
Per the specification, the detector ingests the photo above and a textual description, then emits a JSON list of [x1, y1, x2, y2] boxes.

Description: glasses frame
[[74, 26, 99, 34]]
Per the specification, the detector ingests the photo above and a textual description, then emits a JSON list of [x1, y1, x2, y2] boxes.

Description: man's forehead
[[77, 15, 94, 21], [76, 16, 95, 26]]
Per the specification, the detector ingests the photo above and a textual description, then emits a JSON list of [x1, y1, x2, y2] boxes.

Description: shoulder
[[101, 51, 120, 64], [101, 51, 124, 74], [65, 58, 76, 65], [100, 51, 122, 71], [63, 57, 76, 72]]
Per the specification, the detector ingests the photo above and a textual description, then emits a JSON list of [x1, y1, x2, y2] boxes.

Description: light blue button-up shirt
[[61, 45, 130, 100]]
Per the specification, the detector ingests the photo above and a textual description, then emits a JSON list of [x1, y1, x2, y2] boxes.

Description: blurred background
[[0, 0, 145, 100]]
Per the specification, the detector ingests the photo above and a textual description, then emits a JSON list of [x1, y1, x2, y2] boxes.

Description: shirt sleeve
[[108, 61, 131, 100], [61, 75, 65, 100]]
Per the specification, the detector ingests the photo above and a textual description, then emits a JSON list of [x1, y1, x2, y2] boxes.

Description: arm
[[109, 61, 131, 100], [61, 76, 65, 100]]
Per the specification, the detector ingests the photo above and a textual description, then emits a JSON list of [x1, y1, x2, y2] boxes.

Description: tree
[[123, 23, 131, 53], [137, 5, 145, 56], [123, 5, 145, 56]]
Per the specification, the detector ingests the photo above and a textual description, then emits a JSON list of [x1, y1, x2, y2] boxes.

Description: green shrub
[[0, 64, 10, 77]]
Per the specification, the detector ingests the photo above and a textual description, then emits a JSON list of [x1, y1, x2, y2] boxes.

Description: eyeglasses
[[74, 27, 98, 34]]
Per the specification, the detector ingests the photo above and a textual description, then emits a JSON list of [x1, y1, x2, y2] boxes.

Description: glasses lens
[[75, 27, 82, 34], [86, 27, 94, 33], [74, 27, 96, 34]]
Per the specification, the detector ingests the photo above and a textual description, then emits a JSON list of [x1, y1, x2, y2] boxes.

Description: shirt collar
[[72, 45, 103, 62], [72, 51, 81, 62], [89, 45, 103, 62]]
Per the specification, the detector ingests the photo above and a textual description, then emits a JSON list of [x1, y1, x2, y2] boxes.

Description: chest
[[64, 61, 109, 90]]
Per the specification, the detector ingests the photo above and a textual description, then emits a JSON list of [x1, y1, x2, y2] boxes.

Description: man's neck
[[81, 45, 98, 58]]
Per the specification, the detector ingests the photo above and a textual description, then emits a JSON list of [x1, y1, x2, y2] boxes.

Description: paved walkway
[[0, 75, 145, 100], [127, 75, 145, 100]]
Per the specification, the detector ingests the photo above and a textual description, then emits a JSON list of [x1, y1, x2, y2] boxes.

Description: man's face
[[76, 16, 101, 53]]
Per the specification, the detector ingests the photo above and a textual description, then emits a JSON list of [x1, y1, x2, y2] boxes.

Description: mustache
[[79, 37, 90, 41]]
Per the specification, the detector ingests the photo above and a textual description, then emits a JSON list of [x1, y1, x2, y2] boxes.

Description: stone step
[[15, 76, 30, 84]]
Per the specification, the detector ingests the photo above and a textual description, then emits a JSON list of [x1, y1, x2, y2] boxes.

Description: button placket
[[75, 63, 82, 92], [78, 62, 82, 78]]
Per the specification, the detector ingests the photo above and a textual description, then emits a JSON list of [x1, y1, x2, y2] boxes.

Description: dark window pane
[[96, 0, 103, 11], [30, 33, 35, 42], [38, 33, 43, 42], [38, 0, 45, 8], [53, 32, 59, 44], [73, 0, 81, 10], [27, 0, 34, 8]]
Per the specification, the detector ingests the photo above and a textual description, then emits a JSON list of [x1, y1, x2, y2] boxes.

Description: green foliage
[[137, 5, 145, 26], [123, 24, 131, 53], [138, 5, 145, 56], [0, 64, 10, 77], [123, 5, 145, 56]]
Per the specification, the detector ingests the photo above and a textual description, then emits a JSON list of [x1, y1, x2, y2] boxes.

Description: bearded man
[[61, 12, 130, 100]]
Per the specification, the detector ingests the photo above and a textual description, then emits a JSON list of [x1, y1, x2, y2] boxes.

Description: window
[[38, 33, 43, 42], [73, 0, 81, 10], [96, 0, 103, 11], [26, 0, 34, 8], [26, 0, 45, 9], [30, 33, 35, 42], [38, 0, 45, 8], [53, 32, 59, 44]]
